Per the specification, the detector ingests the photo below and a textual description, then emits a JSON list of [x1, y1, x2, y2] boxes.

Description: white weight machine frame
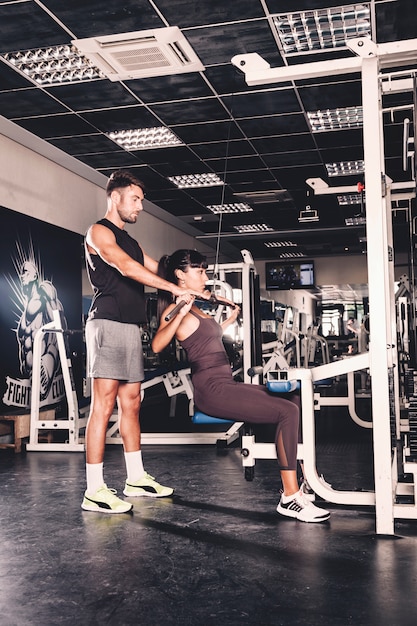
[[27, 309, 87, 451], [232, 37, 417, 534], [242, 354, 417, 516], [208, 248, 258, 384], [242, 354, 375, 504]]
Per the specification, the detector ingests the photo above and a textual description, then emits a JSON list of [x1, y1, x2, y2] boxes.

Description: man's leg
[[82, 378, 133, 513], [86, 377, 119, 463], [117, 381, 141, 452], [118, 382, 174, 498]]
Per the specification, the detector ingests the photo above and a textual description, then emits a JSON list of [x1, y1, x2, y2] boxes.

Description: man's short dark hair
[[106, 170, 146, 196]]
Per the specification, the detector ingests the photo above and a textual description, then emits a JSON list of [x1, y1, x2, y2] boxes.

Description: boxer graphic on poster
[[3, 246, 67, 409], [17, 260, 65, 400]]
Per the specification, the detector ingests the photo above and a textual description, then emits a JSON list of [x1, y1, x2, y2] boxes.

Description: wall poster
[[0, 205, 83, 415]]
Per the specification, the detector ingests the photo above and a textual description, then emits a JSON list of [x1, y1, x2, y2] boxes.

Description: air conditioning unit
[[72, 27, 205, 81]]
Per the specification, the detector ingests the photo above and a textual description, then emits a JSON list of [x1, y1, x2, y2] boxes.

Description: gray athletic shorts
[[85, 319, 145, 383]]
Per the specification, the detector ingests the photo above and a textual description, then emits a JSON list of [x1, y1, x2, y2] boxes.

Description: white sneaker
[[277, 489, 330, 523], [123, 472, 174, 498], [81, 484, 133, 514]]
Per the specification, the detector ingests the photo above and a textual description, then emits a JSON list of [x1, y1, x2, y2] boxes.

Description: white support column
[[361, 56, 395, 535], [241, 251, 254, 383]]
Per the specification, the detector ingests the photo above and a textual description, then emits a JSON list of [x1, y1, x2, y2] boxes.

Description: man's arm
[[143, 252, 159, 274], [86, 224, 188, 297]]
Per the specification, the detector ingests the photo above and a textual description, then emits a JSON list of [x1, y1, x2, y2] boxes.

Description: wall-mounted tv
[[265, 260, 315, 290]]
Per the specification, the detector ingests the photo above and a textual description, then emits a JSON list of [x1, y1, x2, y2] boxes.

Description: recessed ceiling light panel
[[108, 127, 183, 150], [279, 251, 306, 258], [234, 224, 273, 233], [2, 45, 103, 85], [206, 203, 252, 214], [308, 106, 363, 132], [168, 173, 223, 188], [273, 4, 371, 55], [326, 160, 365, 176], [345, 215, 366, 225], [338, 193, 363, 205], [264, 241, 298, 248]]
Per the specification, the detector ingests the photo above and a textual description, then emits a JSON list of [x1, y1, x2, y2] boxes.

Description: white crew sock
[[86, 462, 104, 495], [282, 488, 301, 503], [124, 450, 145, 483]]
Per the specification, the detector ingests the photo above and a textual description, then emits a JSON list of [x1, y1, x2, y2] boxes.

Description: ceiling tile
[[150, 98, 230, 125], [185, 21, 281, 67], [41, 0, 163, 38], [191, 139, 257, 160], [127, 73, 213, 103], [0, 60, 34, 90], [226, 89, 302, 118], [14, 113, 99, 138], [0, 89, 67, 118], [45, 81, 140, 110], [81, 106, 162, 132], [0, 3, 70, 51], [173, 121, 244, 143], [238, 115, 310, 137], [48, 134, 124, 155]]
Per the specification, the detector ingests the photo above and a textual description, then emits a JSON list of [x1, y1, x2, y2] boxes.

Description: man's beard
[[120, 212, 138, 224]]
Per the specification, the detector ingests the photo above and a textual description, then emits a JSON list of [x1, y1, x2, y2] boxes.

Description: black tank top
[[85, 218, 146, 324]]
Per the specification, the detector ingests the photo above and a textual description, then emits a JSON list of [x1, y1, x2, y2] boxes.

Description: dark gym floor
[[1, 395, 417, 626]]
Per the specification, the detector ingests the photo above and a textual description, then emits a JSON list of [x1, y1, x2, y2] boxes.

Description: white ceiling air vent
[[72, 27, 205, 81], [234, 190, 294, 204]]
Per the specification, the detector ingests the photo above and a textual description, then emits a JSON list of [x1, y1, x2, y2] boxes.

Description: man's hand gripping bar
[[164, 294, 236, 322]]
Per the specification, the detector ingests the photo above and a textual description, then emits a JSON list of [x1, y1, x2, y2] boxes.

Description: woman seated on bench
[[152, 249, 330, 524]]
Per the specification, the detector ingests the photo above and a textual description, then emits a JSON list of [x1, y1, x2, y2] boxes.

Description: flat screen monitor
[[265, 260, 315, 290]]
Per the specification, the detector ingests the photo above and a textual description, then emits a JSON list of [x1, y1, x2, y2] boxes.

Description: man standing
[[82, 170, 193, 513]]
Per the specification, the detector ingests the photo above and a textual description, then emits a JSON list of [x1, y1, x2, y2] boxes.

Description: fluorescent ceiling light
[[326, 160, 365, 176], [264, 241, 298, 248], [279, 251, 307, 258], [273, 4, 371, 55], [2, 45, 103, 85], [108, 127, 183, 150], [338, 193, 363, 205], [308, 106, 363, 132], [234, 223, 273, 233], [345, 215, 366, 225], [206, 203, 252, 214], [168, 173, 223, 188]]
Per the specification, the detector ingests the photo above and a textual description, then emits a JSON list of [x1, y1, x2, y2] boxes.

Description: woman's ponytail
[[156, 254, 175, 323]]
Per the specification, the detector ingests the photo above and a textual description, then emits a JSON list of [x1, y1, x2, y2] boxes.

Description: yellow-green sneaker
[[123, 472, 174, 498], [81, 484, 133, 514]]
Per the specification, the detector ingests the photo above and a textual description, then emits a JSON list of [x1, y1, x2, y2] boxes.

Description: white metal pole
[[362, 56, 395, 535]]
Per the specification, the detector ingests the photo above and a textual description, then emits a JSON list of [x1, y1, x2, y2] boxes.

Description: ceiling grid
[[0, 0, 414, 290]]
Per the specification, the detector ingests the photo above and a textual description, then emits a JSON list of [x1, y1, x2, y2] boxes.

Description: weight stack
[[405, 369, 417, 460]]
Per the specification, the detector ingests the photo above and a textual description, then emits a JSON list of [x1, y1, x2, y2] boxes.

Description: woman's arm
[[151, 300, 197, 353], [220, 305, 241, 332]]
